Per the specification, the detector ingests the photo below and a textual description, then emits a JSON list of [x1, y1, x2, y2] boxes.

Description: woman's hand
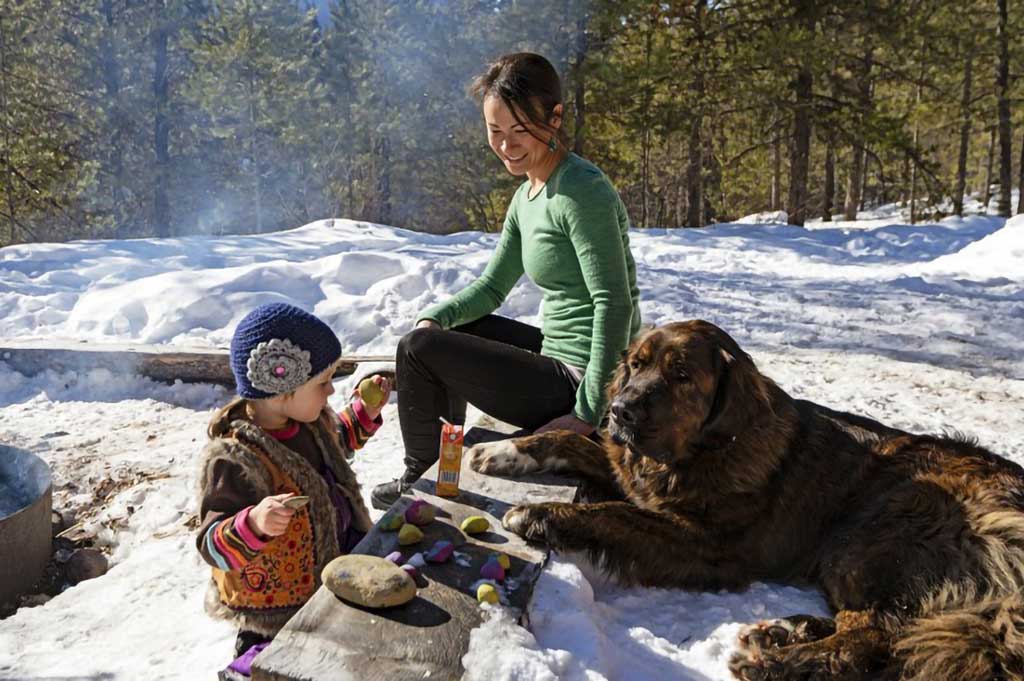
[[416, 319, 440, 330], [352, 374, 392, 420], [534, 413, 595, 436], [247, 493, 297, 538]]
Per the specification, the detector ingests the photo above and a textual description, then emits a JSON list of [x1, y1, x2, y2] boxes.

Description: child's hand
[[247, 493, 297, 538], [353, 374, 392, 421]]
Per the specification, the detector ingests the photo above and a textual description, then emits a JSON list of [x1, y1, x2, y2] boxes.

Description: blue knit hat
[[230, 303, 342, 399]]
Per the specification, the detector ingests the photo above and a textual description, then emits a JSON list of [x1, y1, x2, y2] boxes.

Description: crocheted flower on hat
[[245, 338, 312, 395]]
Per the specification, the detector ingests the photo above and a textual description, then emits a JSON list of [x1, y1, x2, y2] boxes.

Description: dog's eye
[[628, 358, 642, 371]]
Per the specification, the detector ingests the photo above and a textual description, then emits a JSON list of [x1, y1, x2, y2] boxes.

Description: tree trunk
[[859, 147, 870, 212], [786, 0, 819, 227], [703, 133, 720, 225], [685, 118, 703, 228], [0, 13, 15, 245], [373, 133, 392, 225], [674, 135, 686, 227], [684, 0, 707, 228], [243, 4, 263, 234], [247, 75, 263, 233], [571, 13, 587, 156], [845, 146, 865, 220], [843, 49, 873, 221], [101, 0, 126, 232], [823, 142, 835, 221], [953, 50, 973, 217], [1018, 131, 1024, 215], [910, 80, 923, 223], [983, 127, 996, 212], [639, 22, 653, 228], [771, 112, 782, 212], [995, 0, 1013, 217], [152, 0, 171, 238], [788, 62, 813, 226]]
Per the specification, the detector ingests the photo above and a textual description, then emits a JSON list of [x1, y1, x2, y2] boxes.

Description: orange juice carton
[[436, 421, 464, 497]]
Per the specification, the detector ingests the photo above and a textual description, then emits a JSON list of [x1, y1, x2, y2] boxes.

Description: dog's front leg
[[504, 501, 738, 588], [469, 431, 623, 499]]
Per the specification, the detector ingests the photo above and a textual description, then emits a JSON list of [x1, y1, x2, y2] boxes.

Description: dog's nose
[[611, 399, 637, 426]]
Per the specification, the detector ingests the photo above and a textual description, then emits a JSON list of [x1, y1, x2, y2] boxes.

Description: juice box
[[436, 422, 464, 497]]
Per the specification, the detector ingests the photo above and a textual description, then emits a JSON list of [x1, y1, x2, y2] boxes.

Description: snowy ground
[[0, 206, 1022, 680]]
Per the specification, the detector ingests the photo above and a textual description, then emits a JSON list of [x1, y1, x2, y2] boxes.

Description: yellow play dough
[[398, 523, 423, 545], [460, 515, 490, 534]]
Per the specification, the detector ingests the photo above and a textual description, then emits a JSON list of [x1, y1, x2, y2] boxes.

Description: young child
[[195, 302, 390, 680]]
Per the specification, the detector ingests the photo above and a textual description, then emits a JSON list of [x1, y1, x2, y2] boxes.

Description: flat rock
[[321, 555, 416, 608], [65, 548, 108, 584]]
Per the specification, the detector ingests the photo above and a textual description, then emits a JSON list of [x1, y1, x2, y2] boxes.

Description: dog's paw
[[727, 648, 785, 681], [738, 615, 835, 653], [502, 504, 551, 542], [468, 440, 540, 476], [737, 619, 797, 653]]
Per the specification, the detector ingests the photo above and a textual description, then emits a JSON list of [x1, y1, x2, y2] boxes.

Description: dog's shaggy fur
[[468, 320, 1024, 680]]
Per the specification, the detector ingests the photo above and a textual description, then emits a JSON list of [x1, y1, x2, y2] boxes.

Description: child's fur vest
[[197, 410, 372, 637]]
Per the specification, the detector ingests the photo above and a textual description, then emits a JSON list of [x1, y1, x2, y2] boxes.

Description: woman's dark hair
[[471, 52, 568, 148]]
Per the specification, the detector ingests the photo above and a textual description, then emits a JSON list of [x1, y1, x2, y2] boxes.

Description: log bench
[[0, 338, 391, 386], [251, 453, 577, 681]]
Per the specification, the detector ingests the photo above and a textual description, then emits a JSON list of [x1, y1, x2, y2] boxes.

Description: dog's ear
[[700, 340, 773, 440], [606, 348, 631, 405]]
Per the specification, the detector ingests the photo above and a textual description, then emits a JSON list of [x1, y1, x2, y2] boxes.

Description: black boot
[[371, 470, 420, 511]]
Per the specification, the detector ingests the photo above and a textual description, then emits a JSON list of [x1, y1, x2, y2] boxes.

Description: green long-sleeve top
[[420, 153, 641, 425]]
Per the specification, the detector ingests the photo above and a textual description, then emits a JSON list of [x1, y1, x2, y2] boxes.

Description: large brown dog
[[467, 320, 1024, 681]]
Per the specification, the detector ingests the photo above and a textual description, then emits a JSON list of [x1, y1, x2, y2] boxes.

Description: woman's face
[[483, 95, 558, 177]]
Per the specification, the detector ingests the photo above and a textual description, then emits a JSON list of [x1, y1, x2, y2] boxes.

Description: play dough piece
[[480, 557, 505, 582], [379, 512, 404, 531], [476, 583, 499, 605], [460, 515, 490, 534], [398, 523, 423, 545], [404, 499, 437, 526], [426, 540, 454, 563]]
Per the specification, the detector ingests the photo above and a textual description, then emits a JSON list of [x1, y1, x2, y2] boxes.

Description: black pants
[[397, 315, 580, 477]]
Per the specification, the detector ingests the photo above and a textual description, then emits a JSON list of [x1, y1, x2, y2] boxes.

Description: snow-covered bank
[[3, 215, 1022, 379]]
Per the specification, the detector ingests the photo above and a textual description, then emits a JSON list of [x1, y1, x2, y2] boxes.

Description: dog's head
[[607, 320, 773, 463]]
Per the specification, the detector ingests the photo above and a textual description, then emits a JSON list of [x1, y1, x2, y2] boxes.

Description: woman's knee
[[397, 326, 445, 362]]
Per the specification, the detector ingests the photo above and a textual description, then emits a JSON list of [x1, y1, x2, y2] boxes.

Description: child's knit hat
[[230, 303, 342, 398]]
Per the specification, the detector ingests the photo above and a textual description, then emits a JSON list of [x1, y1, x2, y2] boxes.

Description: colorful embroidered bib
[[211, 445, 318, 611]]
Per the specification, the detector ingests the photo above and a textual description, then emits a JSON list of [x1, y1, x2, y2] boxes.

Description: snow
[[1, 208, 1022, 680]]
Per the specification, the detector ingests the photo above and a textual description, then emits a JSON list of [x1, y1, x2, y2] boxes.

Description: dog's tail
[[894, 584, 1024, 680]]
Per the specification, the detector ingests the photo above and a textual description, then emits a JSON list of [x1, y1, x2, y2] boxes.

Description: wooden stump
[[251, 462, 577, 681]]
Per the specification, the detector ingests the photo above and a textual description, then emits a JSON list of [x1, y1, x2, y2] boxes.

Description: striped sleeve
[[337, 398, 382, 452], [199, 506, 268, 571]]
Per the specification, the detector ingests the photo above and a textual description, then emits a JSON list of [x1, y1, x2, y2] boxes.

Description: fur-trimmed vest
[[197, 410, 373, 637]]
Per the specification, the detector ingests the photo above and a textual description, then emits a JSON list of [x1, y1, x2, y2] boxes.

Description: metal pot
[[0, 445, 53, 608]]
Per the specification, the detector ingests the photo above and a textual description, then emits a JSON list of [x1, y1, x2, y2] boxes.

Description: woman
[[372, 52, 641, 509]]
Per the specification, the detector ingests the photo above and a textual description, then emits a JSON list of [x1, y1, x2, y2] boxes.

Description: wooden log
[[0, 338, 391, 386], [252, 460, 577, 681]]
